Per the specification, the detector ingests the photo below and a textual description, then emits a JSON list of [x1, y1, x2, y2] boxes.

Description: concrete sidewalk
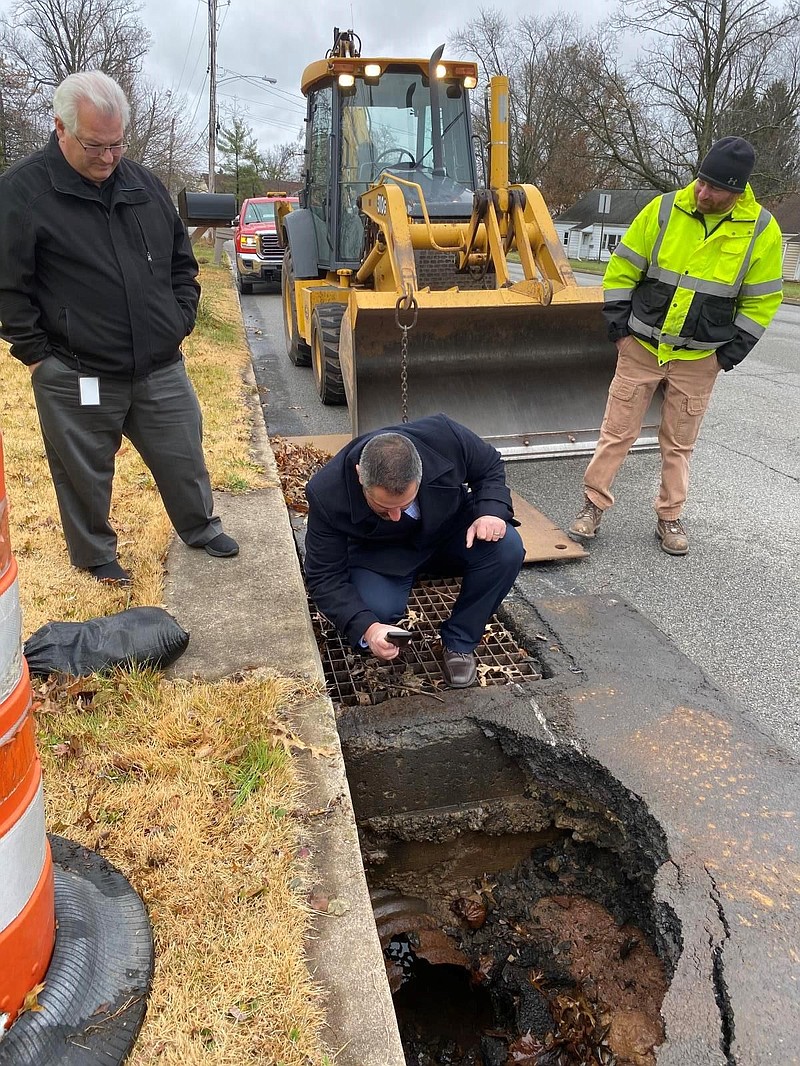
[[163, 366, 406, 1065]]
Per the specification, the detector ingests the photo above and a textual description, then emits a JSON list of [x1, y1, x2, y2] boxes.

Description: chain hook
[[394, 292, 418, 331]]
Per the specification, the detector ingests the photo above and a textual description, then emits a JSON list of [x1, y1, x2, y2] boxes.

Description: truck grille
[[259, 233, 282, 262]]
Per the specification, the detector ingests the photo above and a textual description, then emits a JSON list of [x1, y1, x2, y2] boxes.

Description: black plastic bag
[[24, 606, 190, 677]]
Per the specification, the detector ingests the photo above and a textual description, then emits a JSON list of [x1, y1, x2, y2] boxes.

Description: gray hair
[[359, 433, 422, 494], [53, 71, 130, 134]]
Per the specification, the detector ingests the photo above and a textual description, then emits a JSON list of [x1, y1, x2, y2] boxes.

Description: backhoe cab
[[280, 28, 659, 458]]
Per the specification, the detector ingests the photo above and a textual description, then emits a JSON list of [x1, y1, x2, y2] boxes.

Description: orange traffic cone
[[0, 431, 56, 1030]]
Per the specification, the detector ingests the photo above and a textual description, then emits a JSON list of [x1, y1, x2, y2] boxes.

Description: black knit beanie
[[697, 137, 755, 193]]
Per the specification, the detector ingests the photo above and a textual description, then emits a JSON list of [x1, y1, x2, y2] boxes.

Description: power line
[[216, 89, 305, 116], [173, 3, 201, 96]]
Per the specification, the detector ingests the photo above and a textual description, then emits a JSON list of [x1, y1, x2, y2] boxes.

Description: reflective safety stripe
[[627, 313, 717, 351], [0, 559, 22, 706], [614, 243, 648, 271], [740, 278, 783, 297], [735, 312, 766, 337], [0, 778, 46, 930], [645, 268, 738, 297], [604, 287, 635, 302], [649, 192, 676, 268], [730, 207, 773, 290]]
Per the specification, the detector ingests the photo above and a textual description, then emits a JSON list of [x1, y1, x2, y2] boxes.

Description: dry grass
[[1, 244, 330, 1064]]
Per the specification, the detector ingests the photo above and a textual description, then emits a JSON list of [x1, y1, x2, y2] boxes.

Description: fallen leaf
[[451, 896, 488, 929], [307, 887, 329, 912], [18, 982, 46, 1016]]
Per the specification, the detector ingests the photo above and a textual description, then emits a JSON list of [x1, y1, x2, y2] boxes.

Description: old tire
[[282, 250, 311, 367], [311, 303, 347, 406]]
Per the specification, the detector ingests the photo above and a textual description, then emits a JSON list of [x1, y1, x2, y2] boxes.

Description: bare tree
[[126, 83, 202, 197], [0, 53, 47, 170], [3, 0, 149, 95], [0, 0, 203, 189], [451, 9, 626, 211], [577, 0, 800, 193], [260, 137, 303, 184]]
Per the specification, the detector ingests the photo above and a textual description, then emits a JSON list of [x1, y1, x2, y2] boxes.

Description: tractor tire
[[311, 303, 347, 406], [282, 250, 311, 367]]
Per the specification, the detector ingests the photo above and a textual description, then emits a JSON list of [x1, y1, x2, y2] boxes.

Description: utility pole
[[207, 0, 217, 193]]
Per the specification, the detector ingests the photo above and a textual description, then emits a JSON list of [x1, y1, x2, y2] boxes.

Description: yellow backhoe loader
[[280, 28, 660, 459]]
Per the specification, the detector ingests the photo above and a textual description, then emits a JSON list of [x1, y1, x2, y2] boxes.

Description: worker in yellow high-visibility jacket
[[569, 137, 783, 556]]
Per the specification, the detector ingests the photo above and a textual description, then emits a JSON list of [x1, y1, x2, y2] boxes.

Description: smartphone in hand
[[385, 628, 412, 647]]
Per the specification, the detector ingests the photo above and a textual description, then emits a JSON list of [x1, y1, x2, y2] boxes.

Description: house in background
[[556, 186, 800, 279], [553, 189, 659, 263], [770, 194, 800, 281]]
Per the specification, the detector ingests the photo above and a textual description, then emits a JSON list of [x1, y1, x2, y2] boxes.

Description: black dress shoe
[[203, 532, 239, 558], [441, 648, 477, 688], [86, 560, 132, 586]]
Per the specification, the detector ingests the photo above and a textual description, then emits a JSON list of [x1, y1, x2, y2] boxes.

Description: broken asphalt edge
[[162, 360, 406, 1065]]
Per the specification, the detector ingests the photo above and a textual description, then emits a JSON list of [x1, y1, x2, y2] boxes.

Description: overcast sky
[[135, 0, 600, 152], [0, 0, 607, 155]]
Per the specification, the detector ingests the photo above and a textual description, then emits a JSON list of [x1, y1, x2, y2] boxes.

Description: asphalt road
[[242, 278, 800, 757]]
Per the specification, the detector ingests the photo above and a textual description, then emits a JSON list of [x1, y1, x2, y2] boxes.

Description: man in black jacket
[[304, 414, 525, 688], [0, 71, 237, 585]]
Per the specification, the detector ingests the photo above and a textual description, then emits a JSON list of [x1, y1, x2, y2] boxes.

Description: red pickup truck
[[233, 192, 298, 294]]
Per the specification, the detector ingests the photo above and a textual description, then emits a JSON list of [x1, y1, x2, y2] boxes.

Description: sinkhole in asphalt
[[338, 707, 681, 1066]]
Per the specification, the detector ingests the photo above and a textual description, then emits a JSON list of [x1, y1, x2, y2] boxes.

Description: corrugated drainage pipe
[[0, 429, 153, 1064]]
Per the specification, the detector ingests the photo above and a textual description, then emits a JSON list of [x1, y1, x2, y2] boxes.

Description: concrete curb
[[163, 361, 405, 1065]]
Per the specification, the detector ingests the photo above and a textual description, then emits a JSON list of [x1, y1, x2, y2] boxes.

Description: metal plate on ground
[[311, 577, 542, 706], [280, 434, 585, 564]]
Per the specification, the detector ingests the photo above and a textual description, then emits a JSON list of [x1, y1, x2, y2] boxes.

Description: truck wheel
[[311, 303, 347, 406], [282, 250, 311, 367], [237, 273, 253, 295]]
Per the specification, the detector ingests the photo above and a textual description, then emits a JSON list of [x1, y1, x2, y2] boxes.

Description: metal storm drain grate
[[310, 577, 542, 706]]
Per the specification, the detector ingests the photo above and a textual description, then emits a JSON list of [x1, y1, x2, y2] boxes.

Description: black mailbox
[[177, 190, 237, 227]]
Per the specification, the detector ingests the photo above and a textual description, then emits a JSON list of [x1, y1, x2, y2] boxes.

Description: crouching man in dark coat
[[304, 414, 525, 688]]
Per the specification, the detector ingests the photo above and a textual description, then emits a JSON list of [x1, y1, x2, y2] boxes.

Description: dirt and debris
[[372, 840, 668, 1066]]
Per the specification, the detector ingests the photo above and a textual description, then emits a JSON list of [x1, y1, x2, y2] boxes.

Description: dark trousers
[[31, 357, 221, 568], [350, 521, 524, 653]]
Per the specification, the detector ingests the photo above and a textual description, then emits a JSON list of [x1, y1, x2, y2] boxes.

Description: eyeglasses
[[73, 134, 128, 158]]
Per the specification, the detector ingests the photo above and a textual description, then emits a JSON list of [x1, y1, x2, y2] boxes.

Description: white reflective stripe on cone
[[0, 705, 29, 746], [0, 561, 22, 705], [0, 779, 47, 930]]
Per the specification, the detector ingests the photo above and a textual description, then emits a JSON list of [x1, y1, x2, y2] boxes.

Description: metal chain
[[400, 324, 410, 423], [394, 295, 418, 424]]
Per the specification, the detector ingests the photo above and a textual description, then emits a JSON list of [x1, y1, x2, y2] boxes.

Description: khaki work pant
[[584, 337, 722, 520]]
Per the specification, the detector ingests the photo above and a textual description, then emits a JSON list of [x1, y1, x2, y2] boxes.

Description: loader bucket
[[339, 289, 662, 459]]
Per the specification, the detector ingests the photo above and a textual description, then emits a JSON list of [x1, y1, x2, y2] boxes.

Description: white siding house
[[771, 194, 800, 281], [556, 188, 800, 279], [553, 189, 659, 263]]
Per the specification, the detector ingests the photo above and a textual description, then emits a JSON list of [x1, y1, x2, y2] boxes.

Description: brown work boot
[[568, 496, 604, 542], [656, 518, 689, 556]]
